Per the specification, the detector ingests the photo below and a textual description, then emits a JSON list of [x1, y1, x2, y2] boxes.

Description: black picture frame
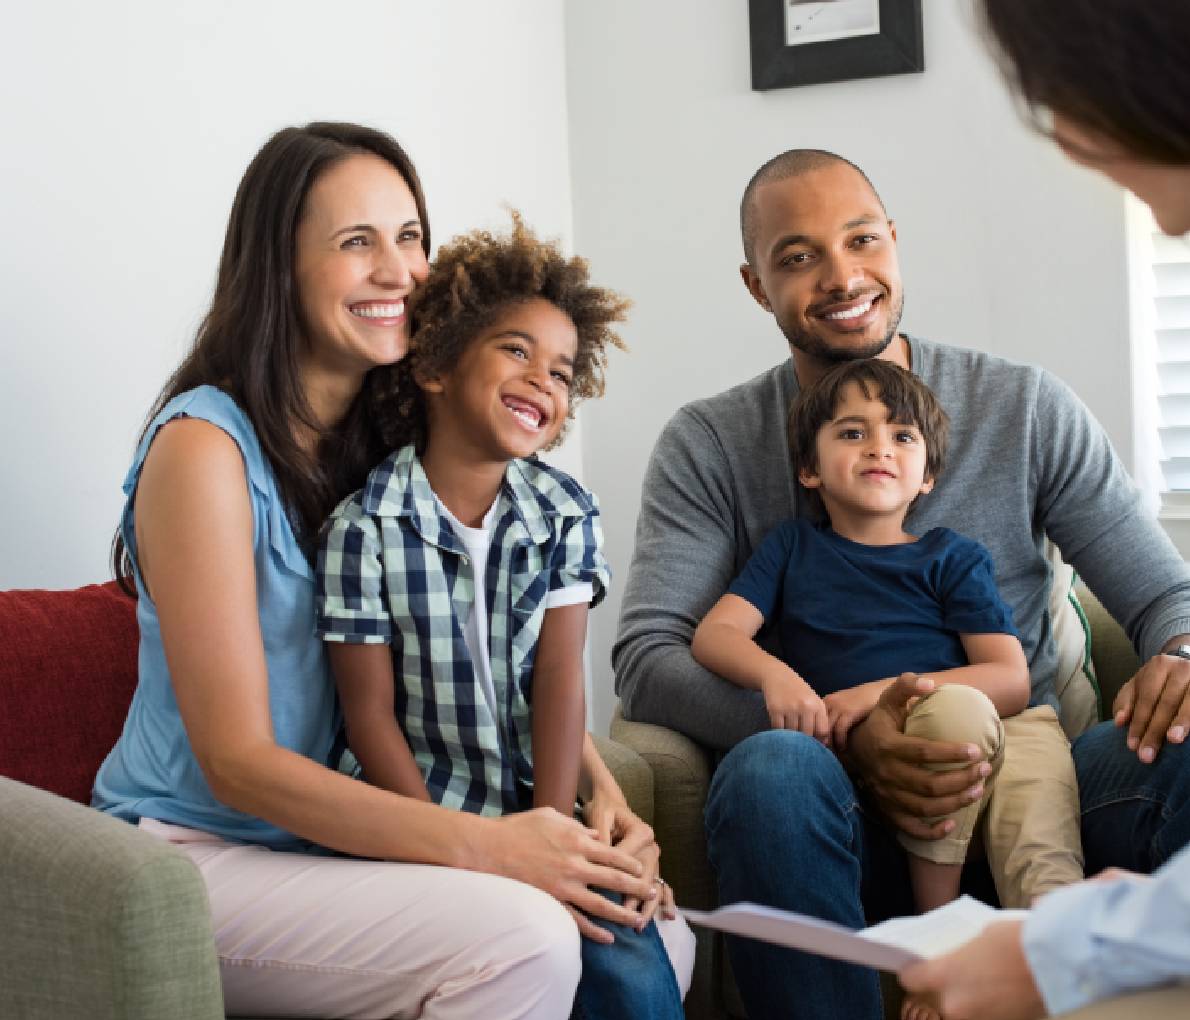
[[749, 0, 924, 91]]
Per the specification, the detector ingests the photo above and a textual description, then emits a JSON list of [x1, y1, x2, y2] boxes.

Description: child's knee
[[578, 913, 681, 1008], [905, 684, 1002, 761]]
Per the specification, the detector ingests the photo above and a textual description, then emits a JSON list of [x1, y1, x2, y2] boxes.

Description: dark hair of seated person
[[980, 0, 1190, 164], [113, 122, 430, 591]]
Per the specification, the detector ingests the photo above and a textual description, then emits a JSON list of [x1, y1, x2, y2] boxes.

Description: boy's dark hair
[[373, 211, 629, 452], [789, 359, 949, 488], [980, 0, 1190, 164]]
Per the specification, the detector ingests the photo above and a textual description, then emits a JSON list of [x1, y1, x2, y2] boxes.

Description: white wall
[[1, 2, 1145, 739], [0, 0, 580, 588], [564, 1, 1134, 734]]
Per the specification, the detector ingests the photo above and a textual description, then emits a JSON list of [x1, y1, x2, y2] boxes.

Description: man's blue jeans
[[572, 891, 684, 1020], [705, 721, 1190, 1020], [1074, 720, 1190, 873]]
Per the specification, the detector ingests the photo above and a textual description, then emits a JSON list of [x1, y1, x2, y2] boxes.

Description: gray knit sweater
[[613, 336, 1190, 751]]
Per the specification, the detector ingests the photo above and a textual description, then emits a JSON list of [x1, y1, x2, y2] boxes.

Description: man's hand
[[1113, 643, 1190, 763], [761, 669, 830, 741], [846, 673, 990, 840], [824, 679, 890, 750], [899, 920, 1046, 1020]]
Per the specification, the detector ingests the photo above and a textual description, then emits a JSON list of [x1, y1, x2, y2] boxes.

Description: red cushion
[[0, 581, 138, 803]]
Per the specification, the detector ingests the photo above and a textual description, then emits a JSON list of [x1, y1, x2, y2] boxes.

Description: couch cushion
[[0, 582, 138, 803], [1047, 543, 1102, 739]]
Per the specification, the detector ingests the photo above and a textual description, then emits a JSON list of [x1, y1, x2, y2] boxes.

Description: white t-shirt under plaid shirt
[[316, 444, 611, 816]]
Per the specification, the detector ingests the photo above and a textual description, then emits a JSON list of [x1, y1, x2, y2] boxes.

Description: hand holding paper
[[683, 895, 1028, 973]]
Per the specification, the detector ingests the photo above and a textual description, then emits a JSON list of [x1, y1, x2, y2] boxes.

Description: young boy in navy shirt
[[692, 360, 1083, 938]]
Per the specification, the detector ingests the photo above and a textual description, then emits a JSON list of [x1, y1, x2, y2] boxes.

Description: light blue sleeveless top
[[92, 386, 334, 849]]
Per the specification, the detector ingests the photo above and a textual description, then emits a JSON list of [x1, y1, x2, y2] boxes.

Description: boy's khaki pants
[[899, 684, 1084, 908]]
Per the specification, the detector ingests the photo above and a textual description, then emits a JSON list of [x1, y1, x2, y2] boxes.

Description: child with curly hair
[[316, 213, 691, 1019]]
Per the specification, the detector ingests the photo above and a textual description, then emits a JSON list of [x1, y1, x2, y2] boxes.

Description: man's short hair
[[788, 359, 949, 486], [740, 149, 886, 267]]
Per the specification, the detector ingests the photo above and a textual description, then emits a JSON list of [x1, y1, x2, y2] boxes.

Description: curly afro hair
[[371, 211, 629, 453]]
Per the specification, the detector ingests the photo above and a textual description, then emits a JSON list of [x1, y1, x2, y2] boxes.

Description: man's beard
[[781, 289, 904, 363]]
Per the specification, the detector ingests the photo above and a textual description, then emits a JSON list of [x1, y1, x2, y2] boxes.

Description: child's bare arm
[[327, 643, 431, 801], [693, 594, 829, 737], [830, 634, 1028, 747], [929, 633, 1031, 717], [532, 602, 588, 813], [692, 594, 780, 685]]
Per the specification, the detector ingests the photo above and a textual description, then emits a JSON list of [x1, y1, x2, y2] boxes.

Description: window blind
[[1151, 227, 1190, 492]]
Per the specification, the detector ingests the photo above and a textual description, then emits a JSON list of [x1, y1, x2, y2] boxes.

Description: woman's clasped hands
[[481, 796, 673, 944]]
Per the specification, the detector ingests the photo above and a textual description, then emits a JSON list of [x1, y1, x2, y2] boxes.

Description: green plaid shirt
[[316, 444, 610, 815]]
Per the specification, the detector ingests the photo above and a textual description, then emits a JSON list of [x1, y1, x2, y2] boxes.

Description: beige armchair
[[610, 588, 1190, 1019]]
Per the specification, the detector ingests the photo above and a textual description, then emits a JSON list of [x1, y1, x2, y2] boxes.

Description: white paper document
[[683, 895, 1028, 973]]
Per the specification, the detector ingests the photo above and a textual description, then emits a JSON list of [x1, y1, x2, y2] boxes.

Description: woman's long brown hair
[[980, 0, 1190, 164], [113, 122, 430, 592]]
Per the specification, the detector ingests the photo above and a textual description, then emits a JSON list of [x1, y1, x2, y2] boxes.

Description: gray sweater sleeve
[[1033, 371, 1190, 658], [612, 408, 769, 751]]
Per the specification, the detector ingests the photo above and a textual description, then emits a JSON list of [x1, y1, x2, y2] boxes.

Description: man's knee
[[706, 730, 849, 837], [1072, 718, 1137, 776], [1074, 718, 1190, 806], [905, 684, 1002, 763]]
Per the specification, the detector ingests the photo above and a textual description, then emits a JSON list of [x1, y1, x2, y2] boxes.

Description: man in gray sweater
[[613, 150, 1190, 1020]]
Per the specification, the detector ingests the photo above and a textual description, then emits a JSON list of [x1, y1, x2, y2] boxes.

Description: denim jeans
[[1074, 719, 1190, 874], [704, 723, 1190, 1020], [572, 891, 684, 1020]]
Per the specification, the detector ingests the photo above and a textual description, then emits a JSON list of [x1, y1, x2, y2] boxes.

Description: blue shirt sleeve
[[1023, 843, 1190, 1014], [938, 536, 1018, 637], [727, 522, 798, 623]]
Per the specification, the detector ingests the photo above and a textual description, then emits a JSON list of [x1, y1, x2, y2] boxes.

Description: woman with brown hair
[[92, 122, 687, 1019], [899, 4, 1190, 1017], [981, 0, 1190, 236]]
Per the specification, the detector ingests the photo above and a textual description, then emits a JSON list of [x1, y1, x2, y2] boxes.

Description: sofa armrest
[[1075, 584, 1141, 711], [609, 705, 717, 910], [591, 731, 655, 825], [0, 777, 223, 1020]]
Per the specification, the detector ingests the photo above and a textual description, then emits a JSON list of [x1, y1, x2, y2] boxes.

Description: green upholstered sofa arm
[[614, 588, 1143, 915], [610, 587, 1180, 1020], [607, 708, 722, 1019], [0, 777, 223, 1020], [592, 731, 655, 826], [608, 707, 716, 911], [0, 740, 647, 1020], [1075, 583, 1141, 711]]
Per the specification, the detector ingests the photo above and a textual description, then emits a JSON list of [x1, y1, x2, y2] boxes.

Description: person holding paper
[[898, 2, 1190, 1017], [900, 848, 1190, 1018]]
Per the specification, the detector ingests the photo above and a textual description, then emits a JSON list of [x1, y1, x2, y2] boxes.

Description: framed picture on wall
[[748, 0, 924, 90]]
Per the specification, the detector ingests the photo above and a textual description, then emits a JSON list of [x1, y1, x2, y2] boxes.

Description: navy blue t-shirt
[[728, 519, 1017, 696]]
